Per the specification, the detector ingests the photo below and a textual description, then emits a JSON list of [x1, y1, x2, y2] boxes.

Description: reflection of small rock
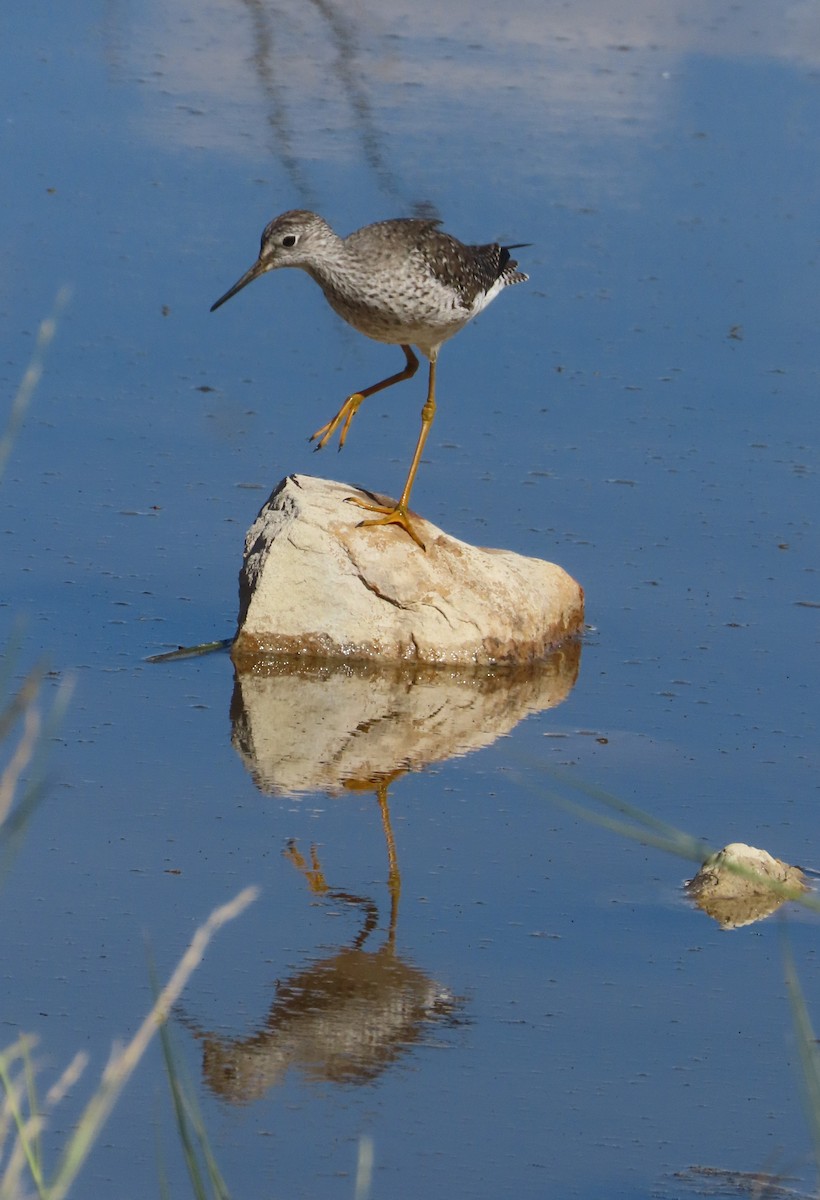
[[685, 843, 808, 930], [675, 1165, 811, 1199]]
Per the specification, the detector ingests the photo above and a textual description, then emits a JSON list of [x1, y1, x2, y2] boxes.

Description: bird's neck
[[303, 249, 366, 303]]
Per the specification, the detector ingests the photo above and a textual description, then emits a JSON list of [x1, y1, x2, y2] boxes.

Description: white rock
[[685, 842, 808, 930], [232, 475, 584, 666]]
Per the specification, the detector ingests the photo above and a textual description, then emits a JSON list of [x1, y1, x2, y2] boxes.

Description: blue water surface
[[2, 2, 819, 1198]]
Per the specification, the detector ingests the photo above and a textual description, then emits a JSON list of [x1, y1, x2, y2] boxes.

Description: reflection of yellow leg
[[283, 839, 328, 895], [341, 772, 403, 938], [374, 779, 401, 947], [309, 345, 419, 451], [347, 356, 438, 551]]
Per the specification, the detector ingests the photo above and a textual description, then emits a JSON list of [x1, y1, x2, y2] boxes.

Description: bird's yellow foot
[[309, 392, 364, 452], [345, 495, 426, 551], [283, 840, 329, 895]]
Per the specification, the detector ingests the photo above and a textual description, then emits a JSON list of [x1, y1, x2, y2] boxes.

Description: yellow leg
[[347, 356, 438, 551], [309, 345, 419, 452]]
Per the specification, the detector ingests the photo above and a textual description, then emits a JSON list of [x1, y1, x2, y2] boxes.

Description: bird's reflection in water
[[185, 779, 463, 1105]]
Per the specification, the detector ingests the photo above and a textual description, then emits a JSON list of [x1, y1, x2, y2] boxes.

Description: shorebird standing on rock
[[211, 209, 528, 550]]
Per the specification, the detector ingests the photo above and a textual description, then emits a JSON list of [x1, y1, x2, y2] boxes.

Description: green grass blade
[[0, 1036, 46, 1198], [158, 1017, 231, 1200], [527, 764, 820, 915], [783, 942, 820, 1187]]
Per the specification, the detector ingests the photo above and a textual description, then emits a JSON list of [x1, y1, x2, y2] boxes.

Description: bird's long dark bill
[[210, 259, 268, 312]]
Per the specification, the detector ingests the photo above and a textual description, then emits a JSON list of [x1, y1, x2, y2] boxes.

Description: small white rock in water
[[686, 842, 808, 930], [232, 475, 584, 667]]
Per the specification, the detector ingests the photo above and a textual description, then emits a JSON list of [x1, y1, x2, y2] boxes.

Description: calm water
[[2, 1, 819, 1197]]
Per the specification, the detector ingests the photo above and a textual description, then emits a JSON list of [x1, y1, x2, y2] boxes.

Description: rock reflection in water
[[186, 841, 462, 1105], [230, 644, 580, 798]]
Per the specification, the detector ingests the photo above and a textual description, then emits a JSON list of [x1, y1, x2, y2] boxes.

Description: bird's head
[[210, 210, 334, 312]]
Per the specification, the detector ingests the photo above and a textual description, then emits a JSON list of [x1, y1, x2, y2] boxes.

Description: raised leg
[[347, 356, 438, 551], [309, 345, 419, 452]]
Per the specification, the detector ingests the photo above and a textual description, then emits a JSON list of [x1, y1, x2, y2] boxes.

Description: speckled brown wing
[[419, 233, 527, 308]]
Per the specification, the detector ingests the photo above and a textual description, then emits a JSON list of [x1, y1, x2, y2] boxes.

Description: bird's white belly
[[320, 271, 473, 355]]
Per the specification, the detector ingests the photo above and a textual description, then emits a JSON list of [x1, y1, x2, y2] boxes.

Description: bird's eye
[[282, 235, 298, 248]]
